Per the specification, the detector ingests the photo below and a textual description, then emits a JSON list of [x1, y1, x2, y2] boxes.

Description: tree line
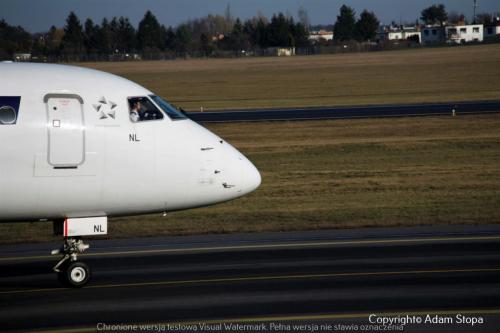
[[419, 4, 499, 26], [1, 10, 313, 61], [1, 4, 499, 61], [0, 5, 382, 61]]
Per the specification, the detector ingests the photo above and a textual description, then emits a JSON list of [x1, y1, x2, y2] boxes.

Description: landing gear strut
[[51, 237, 91, 288], [51, 216, 107, 287]]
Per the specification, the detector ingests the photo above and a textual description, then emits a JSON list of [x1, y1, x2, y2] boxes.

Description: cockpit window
[[149, 95, 187, 120], [128, 97, 164, 122]]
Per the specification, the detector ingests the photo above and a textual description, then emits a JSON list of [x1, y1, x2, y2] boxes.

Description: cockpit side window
[[128, 97, 164, 122]]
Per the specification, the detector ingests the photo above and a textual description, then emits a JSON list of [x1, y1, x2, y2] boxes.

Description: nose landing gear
[[51, 216, 107, 287], [51, 237, 91, 288]]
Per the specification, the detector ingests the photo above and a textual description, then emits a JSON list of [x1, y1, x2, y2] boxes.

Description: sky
[[1, 0, 500, 33]]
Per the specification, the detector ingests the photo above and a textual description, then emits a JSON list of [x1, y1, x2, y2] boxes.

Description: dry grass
[[2, 46, 499, 243], [78, 44, 500, 111], [2, 114, 500, 243]]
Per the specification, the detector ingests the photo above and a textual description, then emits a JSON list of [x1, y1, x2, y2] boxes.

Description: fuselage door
[[44, 94, 85, 167]]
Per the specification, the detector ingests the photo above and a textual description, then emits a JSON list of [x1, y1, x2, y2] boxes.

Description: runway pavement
[[1, 225, 500, 332], [187, 100, 500, 122]]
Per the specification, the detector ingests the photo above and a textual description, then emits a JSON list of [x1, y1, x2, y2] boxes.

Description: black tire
[[64, 261, 91, 288]]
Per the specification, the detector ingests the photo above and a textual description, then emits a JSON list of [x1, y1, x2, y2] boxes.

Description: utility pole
[[473, 0, 478, 24]]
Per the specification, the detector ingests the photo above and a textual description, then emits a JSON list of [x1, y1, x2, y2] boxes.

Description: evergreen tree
[[109, 17, 120, 53], [174, 24, 191, 55], [31, 33, 47, 57], [61, 12, 85, 55], [119, 17, 136, 53], [242, 20, 256, 48], [354, 10, 380, 41], [47, 25, 64, 56], [0, 19, 32, 59], [256, 18, 269, 48], [333, 5, 356, 42], [268, 13, 292, 47], [227, 18, 246, 51], [97, 18, 112, 54], [199, 33, 214, 56], [163, 26, 176, 51], [137, 10, 163, 51], [83, 18, 99, 55], [292, 22, 310, 47], [420, 4, 448, 26], [111, 16, 136, 54]]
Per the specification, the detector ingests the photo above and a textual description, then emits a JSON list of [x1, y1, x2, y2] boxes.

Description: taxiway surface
[[1, 225, 500, 332], [187, 100, 500, 122]]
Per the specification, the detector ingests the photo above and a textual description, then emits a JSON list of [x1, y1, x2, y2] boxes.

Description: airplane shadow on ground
[[0, 261, 63, 290], [0, 261, 53, 277]]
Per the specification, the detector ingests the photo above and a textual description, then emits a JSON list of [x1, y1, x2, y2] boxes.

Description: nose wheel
[[52, 237, 92, 288], [57, 261, 91, 287]]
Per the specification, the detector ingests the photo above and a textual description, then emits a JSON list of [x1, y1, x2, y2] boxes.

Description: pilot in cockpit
[[129, 100, 142, 122], [129, 97, 164, 122]]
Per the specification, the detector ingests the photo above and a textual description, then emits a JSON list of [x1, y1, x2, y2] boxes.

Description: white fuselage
[[0, 63, 261, 221]]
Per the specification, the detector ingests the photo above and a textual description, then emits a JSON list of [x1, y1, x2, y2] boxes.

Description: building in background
[[13, 53, 31, 62], [421, 26, 446, 44], [422, 24, 483, 45], [264, 47, 296, 56], [484, 17, 500, 39], [308, 30, 334, 43], [445, 24, 483, 44], [378, 25, 421, 43]]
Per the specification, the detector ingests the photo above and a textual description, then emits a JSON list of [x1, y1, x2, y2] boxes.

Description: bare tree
[[476, 12, 493, 25], [298, 6, 310, 31], [224, 3, 234, 34], [448, 11, 467, 25]]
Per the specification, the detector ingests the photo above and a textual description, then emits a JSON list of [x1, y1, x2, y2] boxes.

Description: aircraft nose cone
[[241, 158, 261, 194]]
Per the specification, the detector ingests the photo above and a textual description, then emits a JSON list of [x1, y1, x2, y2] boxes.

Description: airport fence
[[18, 38, 500, 63]]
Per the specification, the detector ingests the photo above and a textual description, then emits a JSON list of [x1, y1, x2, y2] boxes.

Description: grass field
[[3, 114, 500, 243], [78, 44, 500, 111], [1, 45, 499, 243]]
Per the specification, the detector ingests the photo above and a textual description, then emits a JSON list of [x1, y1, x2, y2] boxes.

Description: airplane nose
[[240, 158, 261, 194]]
